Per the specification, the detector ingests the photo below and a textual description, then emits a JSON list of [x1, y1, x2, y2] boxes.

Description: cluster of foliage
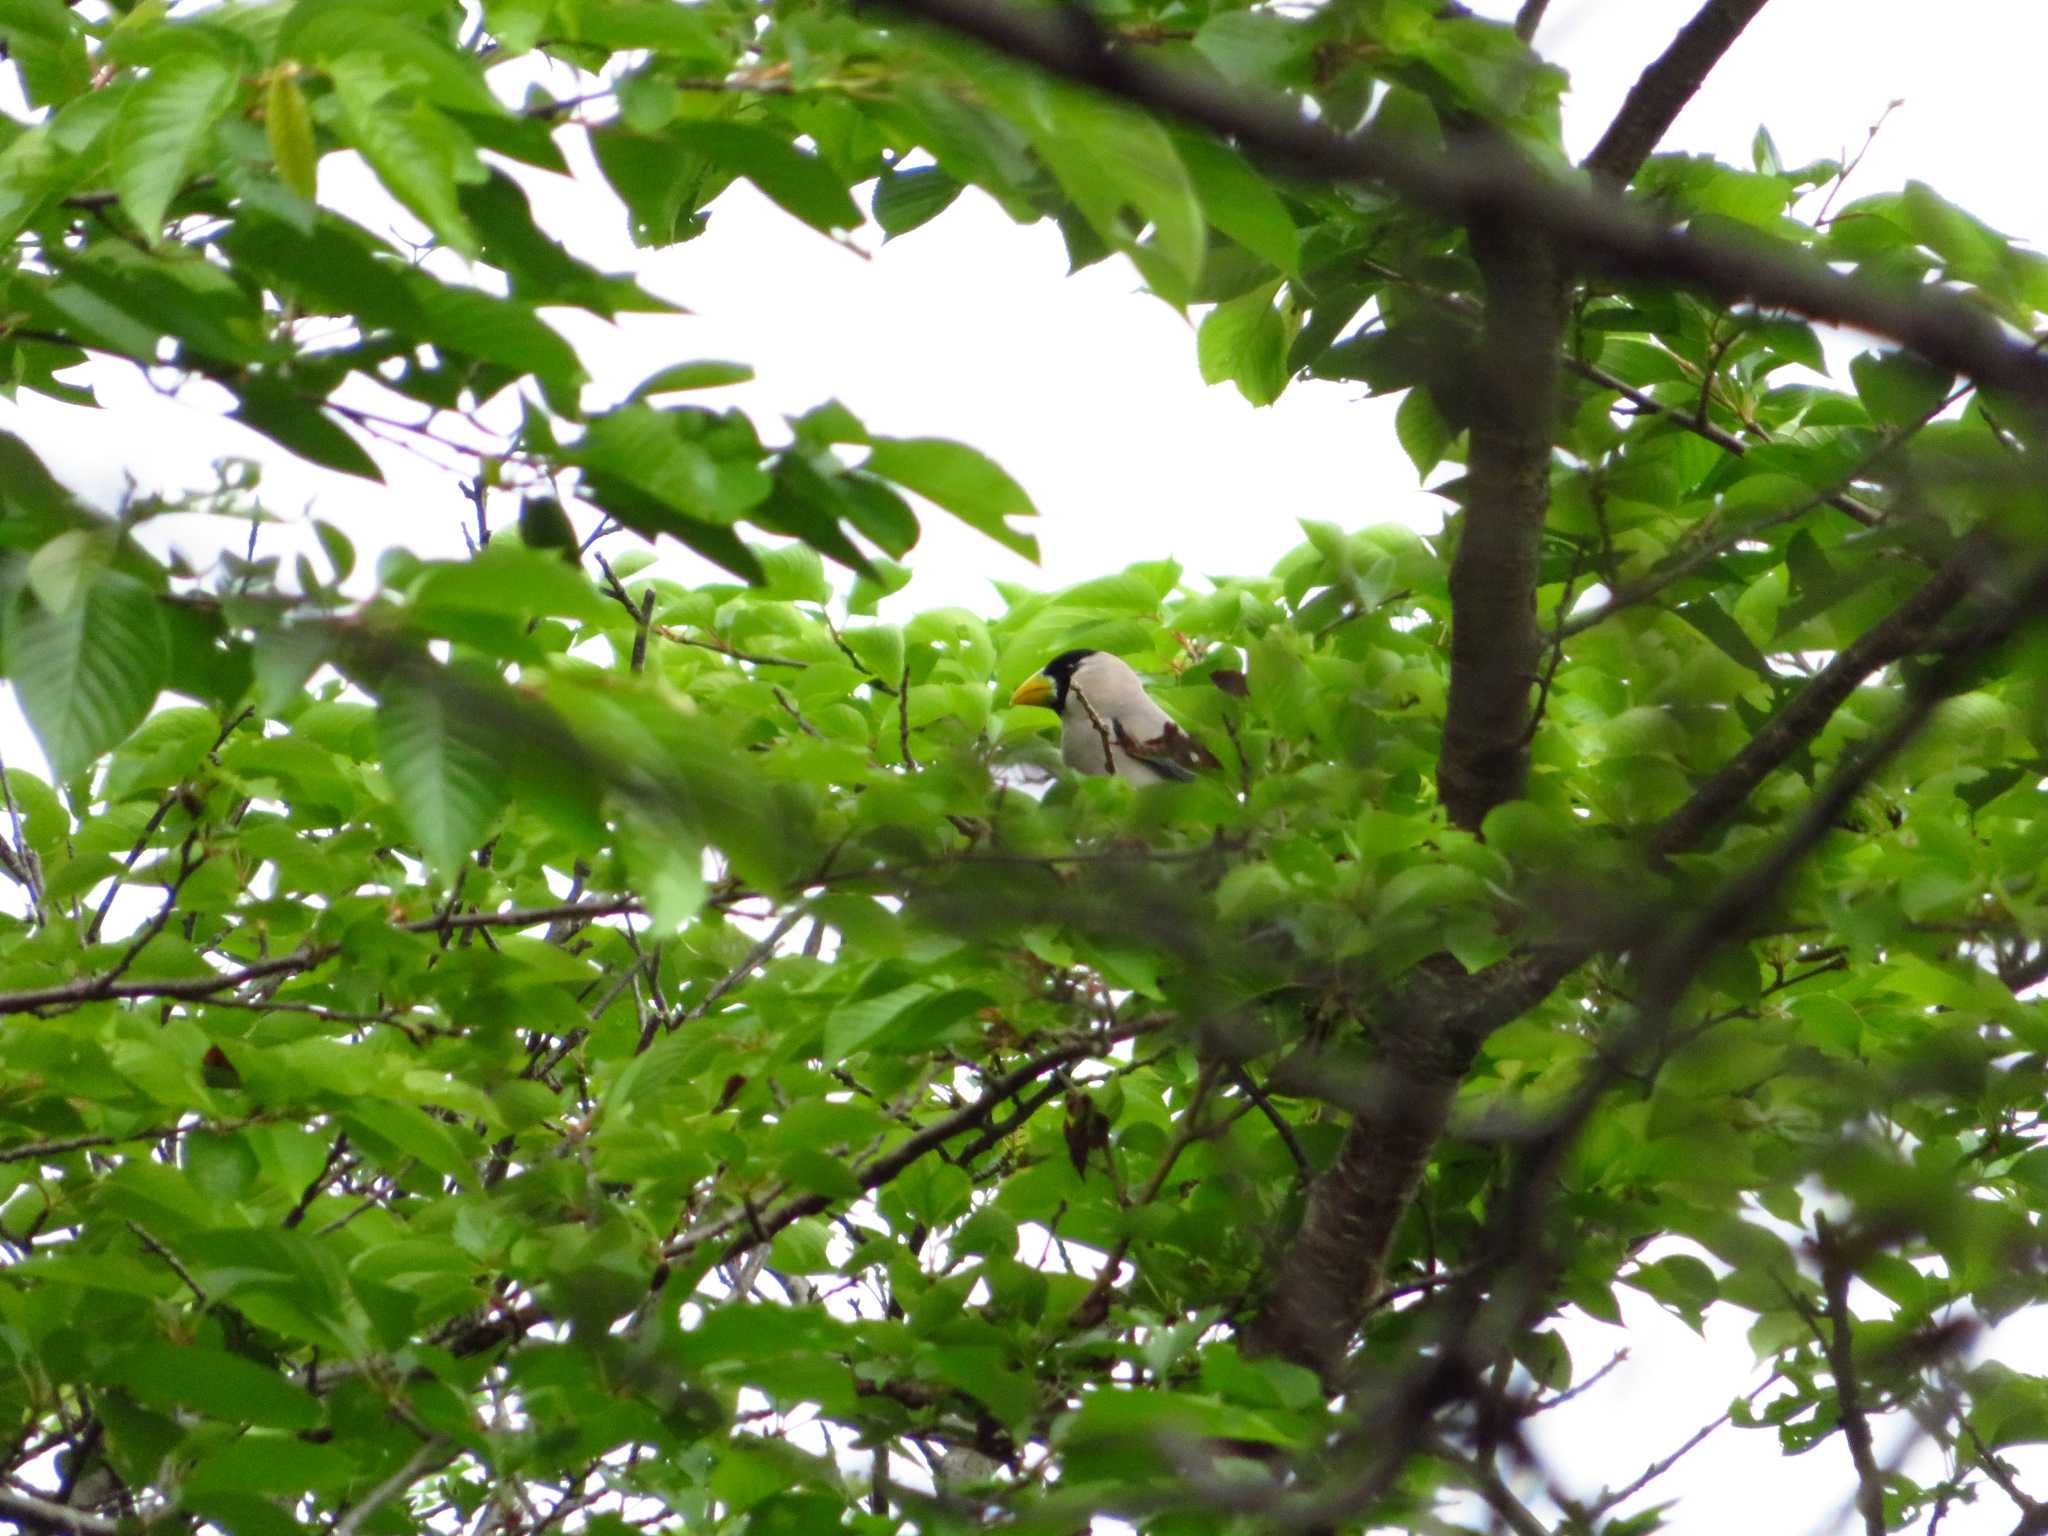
[[3, 0, 2048, 1534]]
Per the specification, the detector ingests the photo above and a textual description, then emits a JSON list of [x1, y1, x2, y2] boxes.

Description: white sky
[[5, 2, 2047, 1529]]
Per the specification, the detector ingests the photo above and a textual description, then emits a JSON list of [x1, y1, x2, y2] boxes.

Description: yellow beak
[[1010, 675, 1057, 710]]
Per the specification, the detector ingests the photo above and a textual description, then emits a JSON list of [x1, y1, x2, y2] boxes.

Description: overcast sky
[[5, 3, 2046, 1528]]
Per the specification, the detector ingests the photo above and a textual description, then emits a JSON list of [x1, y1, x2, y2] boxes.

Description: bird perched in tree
[[1009, 650, 1220, 785]]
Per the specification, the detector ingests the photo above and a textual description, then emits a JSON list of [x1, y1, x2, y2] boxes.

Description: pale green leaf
[[112, 51, 238, 238], [4, 570, 167, 781]]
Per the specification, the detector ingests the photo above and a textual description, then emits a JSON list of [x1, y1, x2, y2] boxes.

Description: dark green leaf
[[376, 662, 512, 877], [862, 436, 1037, 558], [676, 121, 861, 235]]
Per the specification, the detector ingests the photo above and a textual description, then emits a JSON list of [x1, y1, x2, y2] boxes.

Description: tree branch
[[666, 1017, 1166, 1264], [1817, 1220, 1888, 1536], [0, 1485, 121, 1536], [1437, 207, 1565, 830], [1648, 536, 1991, 858], [1584, 0, 1776, 187], [871, 0, 2048, 411], [1241, 947, 1578, 1380], [0, 898, 646, 1017]]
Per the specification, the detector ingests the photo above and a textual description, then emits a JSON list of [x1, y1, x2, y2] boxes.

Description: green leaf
[[1752, 124, 1782, 176], [580, 472, 766, 583], [873, 163, 962, 239], [629, 360, 755, 397], [1675, 596, 1776, 685], [313, 519, 355, 583], [576, 405, 771, 524], [112, 51, 238, 238], [232, 378, 383, 481], [0, 0, 79, 46], [376, 662, 511, 878], [1197, 280, 1289, 406], [1849, 349, 1957, 427], [1395, 385, 1452, 476], [3, 569, 167, 781], [1029, 88, 1205, 301], [618, 805, 705, 932], [328, 53, 482, 258], [862, 437, 1038, 558], [1192, 10, 1308, 94], [266, 67, 319, 202], [182, 1436, 356, 1497], [1174, 131, 1299, 277], [23, 526, 109, 613], [677, 121, 860, 235], [118, 1346, 322, 1431]]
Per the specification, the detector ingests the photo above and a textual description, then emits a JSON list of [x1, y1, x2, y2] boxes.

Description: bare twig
[[0, 1484, 122, 1536], [334, 1436, 454, 1536], [630, 587, 655, 674], [1226, 1063, 1310, 1179], [1584, 0, 1776, 187], [773, 686, 825, 739], [1069, 683, 1118, 774], [1817, 1219, 1887, 1536], [0, 746, 46, 922], [0, 1115, 269, 1166], [670, 1016, 1166, 1264], [0, 898, 646, 1017], [1816, 100, 1904, 226], [1579, 1376, 1777, 1521], [898, 662, 918, 771]]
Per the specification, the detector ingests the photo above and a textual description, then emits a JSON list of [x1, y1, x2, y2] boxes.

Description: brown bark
[[1435, 213, 1565, 831], [1241, 951, 1577, 1382], [1584, 0, 1776, 188]]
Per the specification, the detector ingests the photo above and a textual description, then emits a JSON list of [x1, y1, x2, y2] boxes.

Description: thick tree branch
[[1241, 948, 1577, 1380], [1583, 0, 1775, 187], [873, 0, 2048, 411], [1437, 213, 1565, 829], [1248, 534, 2042, 1382]]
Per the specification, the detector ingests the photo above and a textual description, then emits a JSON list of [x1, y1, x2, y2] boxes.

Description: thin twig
[[0, 746, 46, 922], [333, 1436, 453, 1536], [772, 686, 824, 739], [630, 587, 655, 674], [1226, 1063, 1310, 1179], [898, 662, 918, 771], [1816, 100, 1904, 226], [1069, 683, 1118, 774], [0, 1483, 121, 1536], [126, 1220, 206, 1303], [0, 1115, 269, 1166], [1818, 1218, 1887, 1536]]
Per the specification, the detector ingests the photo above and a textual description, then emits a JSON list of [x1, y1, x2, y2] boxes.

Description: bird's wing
[[1112, 717, 1219, 782]]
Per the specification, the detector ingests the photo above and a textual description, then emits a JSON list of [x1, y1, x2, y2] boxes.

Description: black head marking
[[1040, 649, 1097, 713]]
